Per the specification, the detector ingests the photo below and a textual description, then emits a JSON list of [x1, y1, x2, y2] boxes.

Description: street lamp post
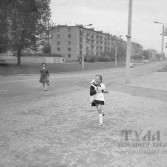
[[125, 0, 133, 84], [162, 24, 165, 60], [80, 24, 92, 69], [112, 41, 118, 67], [112, 35, 122, 67], [115, 42, 118, 67], [154, 21, 165, 61]]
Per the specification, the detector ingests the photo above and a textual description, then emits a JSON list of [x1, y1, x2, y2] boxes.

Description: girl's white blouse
[[94, 83, 106, 101]]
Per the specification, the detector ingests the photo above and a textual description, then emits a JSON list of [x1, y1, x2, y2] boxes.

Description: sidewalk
[[130, 71, 167, 91], [1, 72, 167, 167]]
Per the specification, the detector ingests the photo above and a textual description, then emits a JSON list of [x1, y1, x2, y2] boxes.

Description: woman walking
[[39, 63, 50, 91]]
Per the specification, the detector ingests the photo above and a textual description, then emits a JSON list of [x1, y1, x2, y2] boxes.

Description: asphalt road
[[0, 62, 167, 167], [0, 67, 125, 108], [0, 61, 165, 109]]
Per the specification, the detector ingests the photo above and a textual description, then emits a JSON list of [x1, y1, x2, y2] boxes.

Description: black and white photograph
[[0, 0, 167, 166]]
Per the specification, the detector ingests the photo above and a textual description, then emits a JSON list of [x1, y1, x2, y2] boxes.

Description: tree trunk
[[17, 48, 22, 66]]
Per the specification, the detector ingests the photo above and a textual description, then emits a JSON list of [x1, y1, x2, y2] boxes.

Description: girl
[[90, 75, 109, 126], [39, 63, 50, 91]]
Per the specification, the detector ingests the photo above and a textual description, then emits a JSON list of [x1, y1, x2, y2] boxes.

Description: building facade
[[51, 25, 143, 61]]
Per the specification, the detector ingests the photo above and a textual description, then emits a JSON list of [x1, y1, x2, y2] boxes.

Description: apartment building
[[51, 25, 143, 61]]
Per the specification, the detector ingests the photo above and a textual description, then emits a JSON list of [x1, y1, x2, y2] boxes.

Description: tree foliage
[[101, 42, 127, 62], [0, 0, 52, 65], [143, 50, 150, 60], [0, 0, 9, 53]]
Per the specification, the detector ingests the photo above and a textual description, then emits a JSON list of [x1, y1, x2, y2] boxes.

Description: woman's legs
[[102, 108, 104, 116], [43, 83, 47, 91]]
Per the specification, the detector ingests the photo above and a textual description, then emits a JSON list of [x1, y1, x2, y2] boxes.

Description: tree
[[117, 44, 126, 61], [101, 42, 127, 62], [1, 0, 51, 65], [143, 50, 151, 60], [0, 0, 10, 53]]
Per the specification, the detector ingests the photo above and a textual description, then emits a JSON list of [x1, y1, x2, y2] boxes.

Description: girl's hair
[[42, 63, 46, 67], [95, 74, 102, 83]]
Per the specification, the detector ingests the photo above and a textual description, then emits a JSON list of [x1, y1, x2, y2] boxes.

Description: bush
[[88, 56, 96, 62], [96, 55, 111, 62], [21, 53, 62, 57], [84, 55, 96, 62], [43, 44, 51, 54]]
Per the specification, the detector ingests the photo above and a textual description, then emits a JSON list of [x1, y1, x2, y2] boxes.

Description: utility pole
[[81, 24, 92, 69], [115, 42, 118, 67], [81, 31, 84, 69], [154, 21, 166, 61], [162, 24, 164, 60], [125, 0, 133, 84]]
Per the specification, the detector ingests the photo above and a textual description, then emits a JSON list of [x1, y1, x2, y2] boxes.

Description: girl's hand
[[104, 90, 109, 94]]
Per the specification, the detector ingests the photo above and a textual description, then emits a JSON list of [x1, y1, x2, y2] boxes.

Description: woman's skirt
[[39, 76, 49, 83]]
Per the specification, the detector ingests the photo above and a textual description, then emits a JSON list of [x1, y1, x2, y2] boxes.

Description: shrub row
[[84, 55, 111, 62], [21, 53, 63, 57]]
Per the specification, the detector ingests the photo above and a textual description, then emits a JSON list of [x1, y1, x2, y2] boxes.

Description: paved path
[[1, 63, 167, 167]]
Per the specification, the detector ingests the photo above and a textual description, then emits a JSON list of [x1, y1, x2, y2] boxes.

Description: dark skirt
[[91, 100, 104, 107], [39, 70, 49, 83], [39, 76, 49, 83]]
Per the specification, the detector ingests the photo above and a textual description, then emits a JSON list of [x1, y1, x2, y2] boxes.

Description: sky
[[50, 0, 167, 53]]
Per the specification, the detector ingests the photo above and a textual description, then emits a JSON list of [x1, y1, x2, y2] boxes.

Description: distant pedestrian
[[39, 63, 50, 91], [90, 74, 109, 126]]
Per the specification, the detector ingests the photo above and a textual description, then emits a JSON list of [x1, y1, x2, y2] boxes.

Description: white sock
[[99, 114, 103, 124], [44, 84, 47, 90]]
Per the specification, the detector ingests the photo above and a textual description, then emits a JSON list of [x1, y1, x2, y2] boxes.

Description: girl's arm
[[90, 85, 97, 96], [103, 90, 109, 94], [101, 84, 109, 94]]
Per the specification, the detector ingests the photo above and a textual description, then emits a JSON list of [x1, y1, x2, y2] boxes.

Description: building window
[[68, 27, 71, 32], [57, 48, 60, 51], [57, 34, 60, 39], [68, 48, 71, 51], [68, 41, 71, 45], [57, 41, 60, 45], [68, 54, 71, 58], [68, 34, 71, 38]]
